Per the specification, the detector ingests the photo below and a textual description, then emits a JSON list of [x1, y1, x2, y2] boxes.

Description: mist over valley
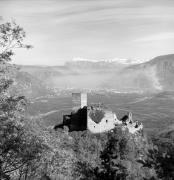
[[17, 54, 174, 95], [12, 54, 174, 137]]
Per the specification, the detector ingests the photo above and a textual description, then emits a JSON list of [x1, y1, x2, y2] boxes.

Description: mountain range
[[14, 54, 174, 98]]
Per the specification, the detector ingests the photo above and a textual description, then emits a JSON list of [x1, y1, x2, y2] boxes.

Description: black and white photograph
[[0, 0, 174, 179]]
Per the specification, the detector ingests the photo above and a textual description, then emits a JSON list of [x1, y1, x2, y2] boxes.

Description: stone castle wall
[[87, 108, 121, 133]]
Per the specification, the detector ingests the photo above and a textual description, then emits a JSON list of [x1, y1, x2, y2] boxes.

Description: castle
[[54, 93, 143, 134]]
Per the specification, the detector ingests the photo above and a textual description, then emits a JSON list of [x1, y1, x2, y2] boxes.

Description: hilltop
[[128, 54, 174, 91]]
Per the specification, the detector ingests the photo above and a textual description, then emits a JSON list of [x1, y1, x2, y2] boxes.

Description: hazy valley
[[18, 54, 174, 96], [12, 54, 174, 137]]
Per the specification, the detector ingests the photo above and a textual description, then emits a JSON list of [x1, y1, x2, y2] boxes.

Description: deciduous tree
[[0, 21, 43, 180]]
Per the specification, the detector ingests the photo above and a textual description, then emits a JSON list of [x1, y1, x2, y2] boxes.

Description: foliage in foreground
[[74, 127, 157, 180], [0, 21, 45, 180], [139, 136, 174, 180]]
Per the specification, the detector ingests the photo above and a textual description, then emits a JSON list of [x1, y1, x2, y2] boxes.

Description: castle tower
[[72, 93, 87, 111]]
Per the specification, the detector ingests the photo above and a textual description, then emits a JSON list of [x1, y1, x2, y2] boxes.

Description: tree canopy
[[0, 21, 43, 180]]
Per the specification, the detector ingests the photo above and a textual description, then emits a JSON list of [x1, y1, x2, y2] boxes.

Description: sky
[[0, 0, 174, 65]]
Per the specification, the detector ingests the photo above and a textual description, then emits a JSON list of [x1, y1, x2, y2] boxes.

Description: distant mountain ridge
[[15, 54, 174, 97], [127, 54, 174, 91], [72, 57, 145, 65]]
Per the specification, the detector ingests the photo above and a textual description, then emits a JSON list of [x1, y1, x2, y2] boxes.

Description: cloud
[[1, 0, 174, 65], [134, 32, 174, 42], [54, 2, 174, 25]]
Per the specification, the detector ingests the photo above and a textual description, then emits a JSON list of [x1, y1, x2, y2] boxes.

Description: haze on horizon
[[0, 0, 174, 65]]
